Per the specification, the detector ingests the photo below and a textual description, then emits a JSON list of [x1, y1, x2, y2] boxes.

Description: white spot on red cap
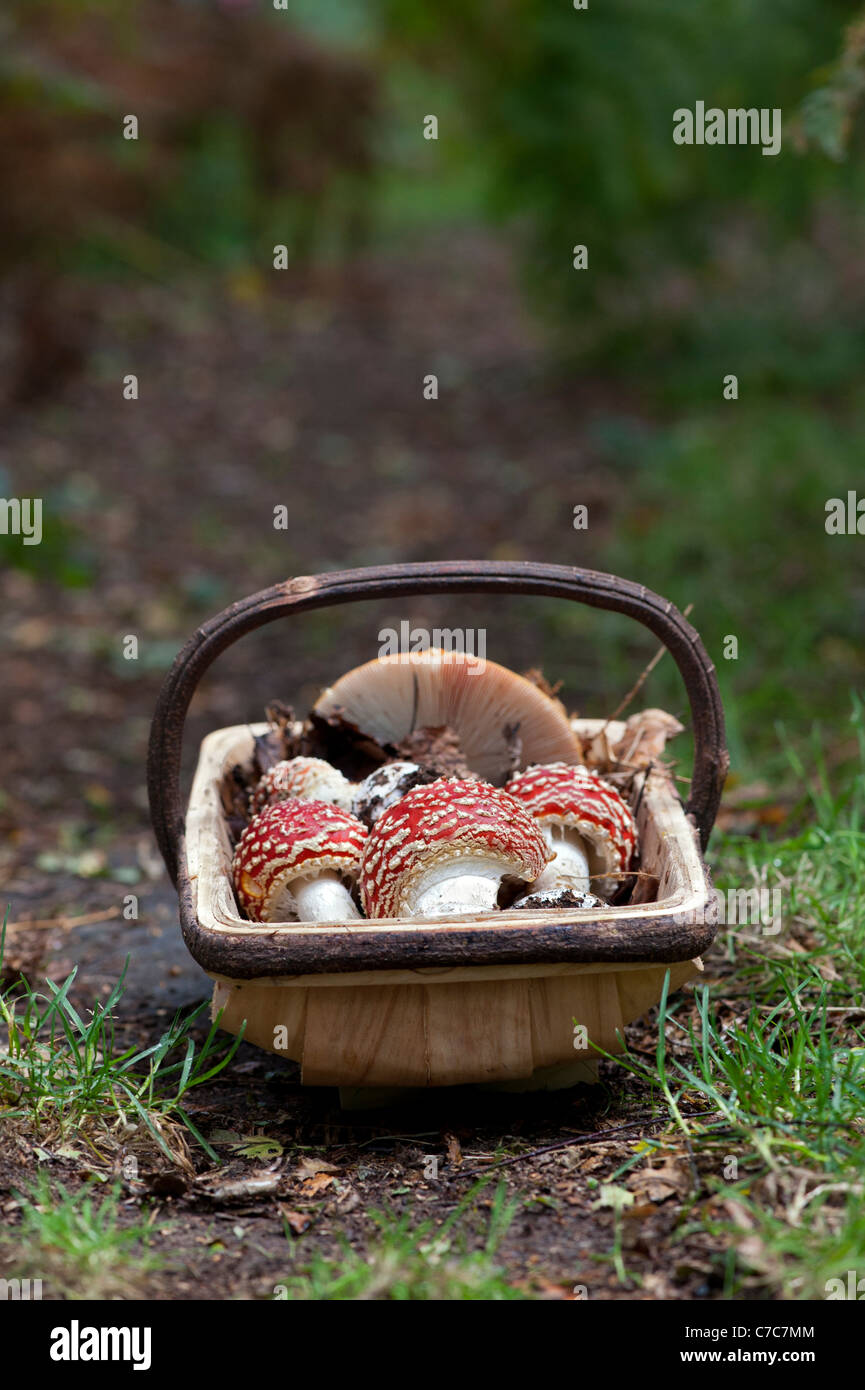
[[360, 778, 549, 919], [505, 763, 637, 883]]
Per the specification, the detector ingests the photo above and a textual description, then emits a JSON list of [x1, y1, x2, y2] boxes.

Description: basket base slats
[[211, 957, 700, 1092], [305, 983, 431, 1087]]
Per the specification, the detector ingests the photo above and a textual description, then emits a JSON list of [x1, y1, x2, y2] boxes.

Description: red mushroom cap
[[233, 799, 367, 922], [360, 778, 550, 919], [251, 756, 354, 814], [505, 763, 636, 894]]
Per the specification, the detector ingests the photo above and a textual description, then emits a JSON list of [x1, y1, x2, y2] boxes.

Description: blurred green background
[[2, 0, 865, 864]]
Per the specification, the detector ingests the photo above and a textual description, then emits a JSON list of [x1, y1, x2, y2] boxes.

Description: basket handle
[[148, 561, 728, 885]]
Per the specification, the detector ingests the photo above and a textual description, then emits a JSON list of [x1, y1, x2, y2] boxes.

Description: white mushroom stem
[[412, 856, 508, 918], [269, 871, 360, 924], [529, 826, 591, 895]]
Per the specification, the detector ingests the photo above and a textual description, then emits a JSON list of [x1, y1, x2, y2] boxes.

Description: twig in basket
[[409, 670, 419, 734], [589, 868, 660, 885], [631, 761, 655, 821], [606, 755, 692, 786], [602, 602, 694, 729]]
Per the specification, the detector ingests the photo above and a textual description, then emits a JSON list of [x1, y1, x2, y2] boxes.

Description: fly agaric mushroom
[[360, 778, 550, 919], [352, 760, 430, 828], [314, 650, 580, 785], [505, 763, 637, 900], [250, 756, 355, 815], [233, 799, 367, 923]]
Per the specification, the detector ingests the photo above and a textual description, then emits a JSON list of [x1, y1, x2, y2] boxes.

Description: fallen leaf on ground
[[229, 1136, 284, 1159], [280, 1207, 312, 1235], [593, 1183, 635, 1213], [628, 1156, 690, 1204], [814, 956, 841, 982], [623, 1202, 658, 1220], [300, 1173, 334, 1198], [295, 1155, 340, 1180], [445, 1133, 462, 1165], [529, 1277, 576, 1300]]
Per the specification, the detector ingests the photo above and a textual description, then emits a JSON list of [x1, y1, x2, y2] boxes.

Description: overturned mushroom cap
[[233, 800, 367, 923], [505, 763, 636, 898], [360, 778, 550, 919], [314, 650, 579, 785], [251, 756, 355, 814]]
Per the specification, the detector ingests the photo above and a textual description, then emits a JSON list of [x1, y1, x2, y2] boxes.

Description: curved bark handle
[[148, 561, 728, 887]]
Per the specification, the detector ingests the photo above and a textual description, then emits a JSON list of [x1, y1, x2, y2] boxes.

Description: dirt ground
[[1, 944, 734, 1302], [1, 234, 735, 1300]]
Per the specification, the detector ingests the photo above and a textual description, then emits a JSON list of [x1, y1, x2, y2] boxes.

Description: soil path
[[1, 236, 719, 1300]]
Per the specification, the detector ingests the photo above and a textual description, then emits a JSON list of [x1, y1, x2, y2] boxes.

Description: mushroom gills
[[266, 870, 361, 924], [528, 826, 591, 895], [411, 855, 513, 918]]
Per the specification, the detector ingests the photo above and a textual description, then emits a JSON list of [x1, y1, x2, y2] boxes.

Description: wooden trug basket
[[148, 561, 729, 1103]]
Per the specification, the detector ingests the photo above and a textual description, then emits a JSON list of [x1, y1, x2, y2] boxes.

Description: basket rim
[[180, 721, 719, 980]]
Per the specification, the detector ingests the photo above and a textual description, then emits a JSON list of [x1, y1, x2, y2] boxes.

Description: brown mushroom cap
[[314, 650, 580, 785]]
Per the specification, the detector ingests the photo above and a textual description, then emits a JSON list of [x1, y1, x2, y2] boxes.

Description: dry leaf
[[613, 709, 685, 767], [593, 1184, 635, 1213], [630, 872, 661, 907], [445, 1133, 463, 1166], [531, 1277, 576, 1300], [815, 956, 841, 983], [300, 1172, 334, 1198], [641, 1271, 677, 1299], [585, 727, 614, 769], [280, 1207, 312, 1235], [628, 1156, 690, 1204], [623, 1202, 658, 1220], [521, 668, 563, 701], [579, 1153, 610, 1175], [295, 1155, 340, 1180]]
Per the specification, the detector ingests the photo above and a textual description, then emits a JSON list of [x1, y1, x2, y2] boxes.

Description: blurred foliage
[[2, 0, 862, 786], [584, 403, 865, 778], [0, 0, 379, 273], [368, 0, 865, 779], [798, 9, 865, 160], [512, 389, 865, 784], [377, 0, 865, 390]]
